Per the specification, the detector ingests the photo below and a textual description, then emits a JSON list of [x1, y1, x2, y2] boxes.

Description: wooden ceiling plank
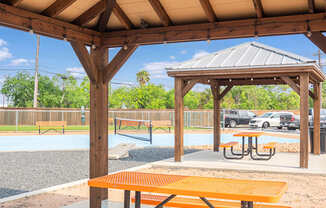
[[0, 3, 100, 45], [70, 41, 97, 82], [113, 4, 133, 30], [199, 0, 217, 22], [72, 1, 106, 26], [97, 0, 116, 32], [6, 0, 22, 6], [308, 0, 315, 13], [102, 13, 326, 47], [306, 32, 326, 54], [148, 0, 172, 26], [42, 0, 78, 17], [252, 0, 264, 18], [105, 45, 138, 82]]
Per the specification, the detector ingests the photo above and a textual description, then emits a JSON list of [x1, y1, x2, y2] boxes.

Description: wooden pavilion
[[166, 41, 326, 167], [1, 0, 326, 207]]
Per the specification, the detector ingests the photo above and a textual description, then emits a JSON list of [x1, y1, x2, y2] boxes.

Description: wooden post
[[313, 82, 321, 155], [211, 82, 220, 152], [175, 78, 184, 162], [300, 73, 309, 168], [89, 47, 109, 208]]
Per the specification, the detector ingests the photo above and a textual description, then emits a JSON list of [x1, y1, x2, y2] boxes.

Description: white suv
[[249, 112, 294, 129]]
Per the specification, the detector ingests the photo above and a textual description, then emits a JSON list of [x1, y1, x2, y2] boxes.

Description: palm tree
[[136, 70, 150, 86]]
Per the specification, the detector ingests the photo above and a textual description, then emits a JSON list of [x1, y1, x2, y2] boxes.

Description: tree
[[136, 70, 150, 86]]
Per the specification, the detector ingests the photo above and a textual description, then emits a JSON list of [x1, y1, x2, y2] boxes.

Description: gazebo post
[[313, 82, 321, 154], [175, 78, 184, 162], [211, 81, 221, 152], [300, 73, 309, 168]]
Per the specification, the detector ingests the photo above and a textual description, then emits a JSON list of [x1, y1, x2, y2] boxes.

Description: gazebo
[[167, 41, 326, 168], [1, 0, 326, 207]]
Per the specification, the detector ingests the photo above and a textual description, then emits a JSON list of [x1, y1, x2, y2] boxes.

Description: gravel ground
[[0, 147, 198, 199]]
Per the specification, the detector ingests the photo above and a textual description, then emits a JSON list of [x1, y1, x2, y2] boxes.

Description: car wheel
[[277, 126, 282, 129], [229, 120, 237, 128], [287, 127, 295, 130], [262, 122, 269, 129]]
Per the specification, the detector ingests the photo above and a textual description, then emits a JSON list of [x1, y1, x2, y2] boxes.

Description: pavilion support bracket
[[182, 79, 198, 97], [220, 84, 233, 100], [280, 76, 315, 99]]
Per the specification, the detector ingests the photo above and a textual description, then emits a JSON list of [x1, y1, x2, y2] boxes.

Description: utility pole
[[33, 35, 40, 108], [313, 49, 323, 70]]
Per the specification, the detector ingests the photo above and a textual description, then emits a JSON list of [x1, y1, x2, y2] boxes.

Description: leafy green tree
[[136, 70, 150, 86]]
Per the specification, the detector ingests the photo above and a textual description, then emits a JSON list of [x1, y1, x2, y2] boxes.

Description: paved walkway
[[152, 150, 326, 175]]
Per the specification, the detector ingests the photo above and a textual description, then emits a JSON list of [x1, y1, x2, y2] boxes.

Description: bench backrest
[[36, 121, 67, 128], [151, 120, 172, 127]]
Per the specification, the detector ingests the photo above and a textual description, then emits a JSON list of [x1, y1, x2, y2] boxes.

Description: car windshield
[[259, 113, 273, 118]]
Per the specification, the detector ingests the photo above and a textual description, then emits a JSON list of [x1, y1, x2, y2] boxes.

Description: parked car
[[308, 108, 326, 126], [223, 110, 256, 128], [249, 112, 294, 129], [280, 114, 300, 130]]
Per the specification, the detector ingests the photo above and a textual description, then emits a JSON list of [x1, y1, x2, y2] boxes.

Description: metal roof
[[167, 42, 319, 72]]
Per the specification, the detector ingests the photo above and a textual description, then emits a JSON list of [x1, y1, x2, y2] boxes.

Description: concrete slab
[[152, 150, 326, 175], [63, 200, 152, 208], [109, 143, 136, 159]]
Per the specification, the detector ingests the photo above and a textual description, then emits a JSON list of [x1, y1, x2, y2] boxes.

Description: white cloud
[[9, 58, 31, 66], [0, 47, 12, 61], [181, 50, 187, 54], [0, 39, 7, 47], [66, 67, 86, 78], [192, 50, 210, 59], [143, 61, 178, 79], [170, 56, 176, 60]]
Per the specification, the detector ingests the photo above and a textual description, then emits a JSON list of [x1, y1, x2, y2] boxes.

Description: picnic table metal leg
[[199, 197, 215, 208], [241, 201, 253, 208], [154, 195, 176, 208], [135, 191, 141, 208], [124, 190, 130, 208]]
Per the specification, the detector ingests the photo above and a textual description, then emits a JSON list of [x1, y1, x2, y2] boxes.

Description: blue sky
[[0, 26, 323, 91]]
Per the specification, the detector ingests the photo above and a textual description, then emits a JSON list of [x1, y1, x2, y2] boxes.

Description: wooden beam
[[199, 0, 217, 22], [113, 4, 133, 30], [89, 47, 109, 208], [300, 73, 309, 168], [72, 1, 106, 26], [182, 80, 198, 97], [175, 78, 184, 162], [148, 0, 172, 26], [97, 0, 116, 32], [210, 81, 220, 152], [220, 84, 233, 99], [6, 0, 22, 6], [308, 0, 315, 13], [70, 41, 97, 82], [306, 32, 326, 54], [103, 13, 326, 47], [280, 76, 300, 95], [252, 0, 264, 18], [104, 45, 138, 82], [313, 82, 321, 155], [42, 0, 78, 17]]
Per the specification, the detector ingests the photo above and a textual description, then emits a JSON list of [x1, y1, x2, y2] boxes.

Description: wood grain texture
[[72, 1, 106, 26], [306, 32, 326, 54], [6, 0, 22, 6], [308, 0, 315, 13], [175, 78, 184, 161], [199, 0, 217, 22], [313, 82, 321, 155], [300, 73, 309, 168], [220, 84, 233, 99], [182, 80, 198, 97], [210, 81, 220, 152], [113, 3, 133, 30], [42, 0, 78, 17], [97, 0, 116, 32], [252, 0, 264, 18], [148, 0, 172, 26]]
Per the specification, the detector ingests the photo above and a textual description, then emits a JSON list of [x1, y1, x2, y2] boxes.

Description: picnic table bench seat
[[263, 142, 277, 149], [131, 194, 292, 208], [220, 142, 239, 148]]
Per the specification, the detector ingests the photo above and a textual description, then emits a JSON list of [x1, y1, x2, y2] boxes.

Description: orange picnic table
[[88, 171, 288, 208]]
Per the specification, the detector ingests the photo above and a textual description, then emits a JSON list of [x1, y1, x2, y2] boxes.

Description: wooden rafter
[[199, 0, 217, 22], [42, 0, 78, 17], [113, 4, 133, 30], [220, 84, 233, 99], [308, 0, 315, 13], [0, 3, 100, 45], [6, 0, 22, 6], [103, 13, 326, 47], [104, 45, 138, 82], [252, 0, 264, 18], [70, 41, 97, 82], [72, 1, 106, 26], [305, 32, 326, 54], [148, 0, 172, 26], [97, 0, 116, 32], [182, 79, 198, 97]]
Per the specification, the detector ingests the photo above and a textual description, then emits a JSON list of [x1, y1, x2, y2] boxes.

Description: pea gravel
[[0, 147, 199, 199]]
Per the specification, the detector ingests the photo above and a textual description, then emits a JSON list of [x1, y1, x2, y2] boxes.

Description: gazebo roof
[[167, 41, 316, 71], [166, 42, 326, 84]]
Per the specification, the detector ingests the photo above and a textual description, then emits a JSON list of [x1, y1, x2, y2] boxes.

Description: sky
[[0, 25, 324, 93]]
